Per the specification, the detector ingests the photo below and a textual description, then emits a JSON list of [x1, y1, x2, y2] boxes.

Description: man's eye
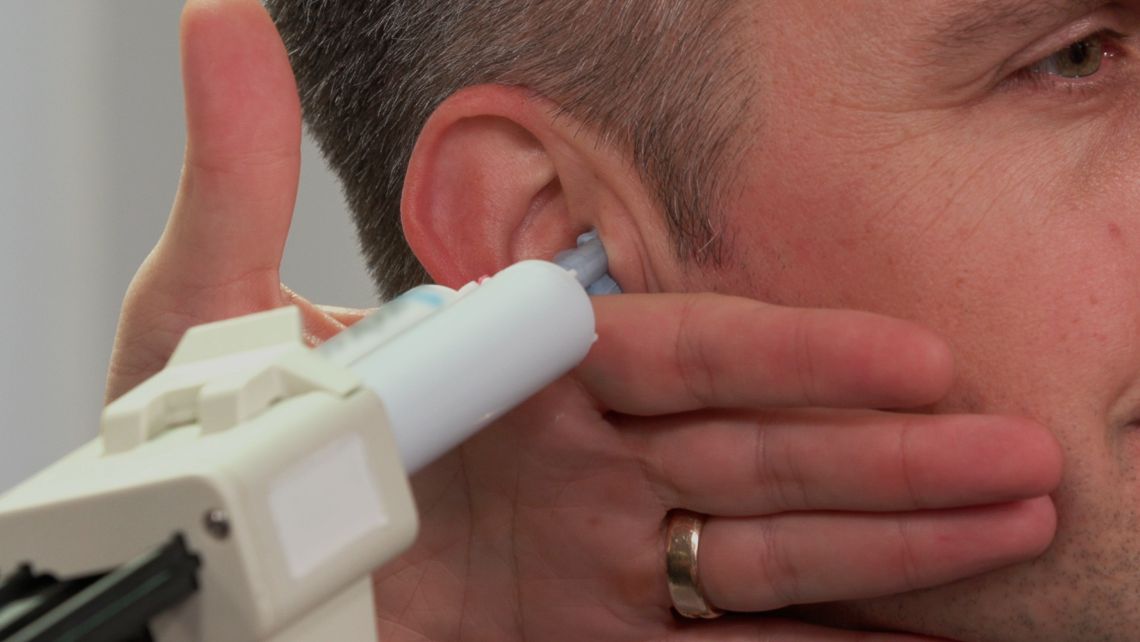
[[1028, 36, 1106, 79]]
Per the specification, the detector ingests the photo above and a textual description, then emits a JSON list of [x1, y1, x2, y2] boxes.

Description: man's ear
[[401, 84, 654, 290]]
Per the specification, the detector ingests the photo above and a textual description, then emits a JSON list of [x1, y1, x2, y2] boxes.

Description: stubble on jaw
[[784, 442, 1140, 642]]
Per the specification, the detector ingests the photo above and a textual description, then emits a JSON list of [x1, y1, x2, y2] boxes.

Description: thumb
[[106, 0, 301, 401], [158, 0, 300, 298]]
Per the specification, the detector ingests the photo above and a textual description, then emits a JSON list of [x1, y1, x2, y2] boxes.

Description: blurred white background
[[0, 3, 378, 491]]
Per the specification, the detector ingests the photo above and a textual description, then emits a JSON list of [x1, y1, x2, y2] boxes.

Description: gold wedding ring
[[665, 511, 724, 619]]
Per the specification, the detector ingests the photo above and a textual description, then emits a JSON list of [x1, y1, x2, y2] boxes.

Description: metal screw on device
[[202, 508, 231, 540]]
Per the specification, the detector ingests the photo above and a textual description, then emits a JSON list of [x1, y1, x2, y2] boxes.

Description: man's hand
[[106, 1, 1063, 640]]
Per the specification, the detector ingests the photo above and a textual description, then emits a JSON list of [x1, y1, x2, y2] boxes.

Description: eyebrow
[[924, 0, 1105, 52]]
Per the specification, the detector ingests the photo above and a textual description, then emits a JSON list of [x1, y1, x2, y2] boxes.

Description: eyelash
[[1004, 29, 1129, 94]]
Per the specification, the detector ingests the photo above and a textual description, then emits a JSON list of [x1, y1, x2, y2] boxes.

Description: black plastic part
[[0, 533, 201, 642], [0, 567, 101, 640], [0, 566, 55, 605]]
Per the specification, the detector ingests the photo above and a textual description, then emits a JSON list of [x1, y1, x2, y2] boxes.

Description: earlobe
[[401, 86, 585, 288]]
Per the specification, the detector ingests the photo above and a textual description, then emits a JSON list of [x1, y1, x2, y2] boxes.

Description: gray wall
[[0, 2, 378, 492]]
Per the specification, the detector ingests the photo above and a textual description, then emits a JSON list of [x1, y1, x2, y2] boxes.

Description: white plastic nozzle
[[324, 260, 596, 473]]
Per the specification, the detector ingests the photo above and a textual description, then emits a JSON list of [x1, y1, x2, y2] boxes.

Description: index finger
[[574, 294, 953, 415]]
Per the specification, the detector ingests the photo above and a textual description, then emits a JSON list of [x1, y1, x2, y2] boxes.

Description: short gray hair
[[267, 0, 753, 299]]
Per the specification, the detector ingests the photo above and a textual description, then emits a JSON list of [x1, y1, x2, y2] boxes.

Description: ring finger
[[694, 498, 1055, 612]]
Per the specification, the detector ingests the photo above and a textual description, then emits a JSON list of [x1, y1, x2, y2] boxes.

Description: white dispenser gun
[[0, 234, 617, 642]]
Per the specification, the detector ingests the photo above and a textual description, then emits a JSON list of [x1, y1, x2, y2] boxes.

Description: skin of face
[[623, 1, 1140, 640]]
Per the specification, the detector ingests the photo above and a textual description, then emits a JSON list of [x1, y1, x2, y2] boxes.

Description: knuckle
[[674, 294, 716, 407], [895, 418, 928, 509], [753, 425, 810, 513], [625, 430, 678, 513], [791, 309, 821, 407], [754, 519, 803, 609], [891, 516, 924, 593]]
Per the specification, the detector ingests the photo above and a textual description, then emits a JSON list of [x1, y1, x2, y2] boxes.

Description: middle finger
[[620, 408, 1062, 516]]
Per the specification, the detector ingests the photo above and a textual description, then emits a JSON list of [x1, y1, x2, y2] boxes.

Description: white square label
[[268, 433, 388, 578]]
